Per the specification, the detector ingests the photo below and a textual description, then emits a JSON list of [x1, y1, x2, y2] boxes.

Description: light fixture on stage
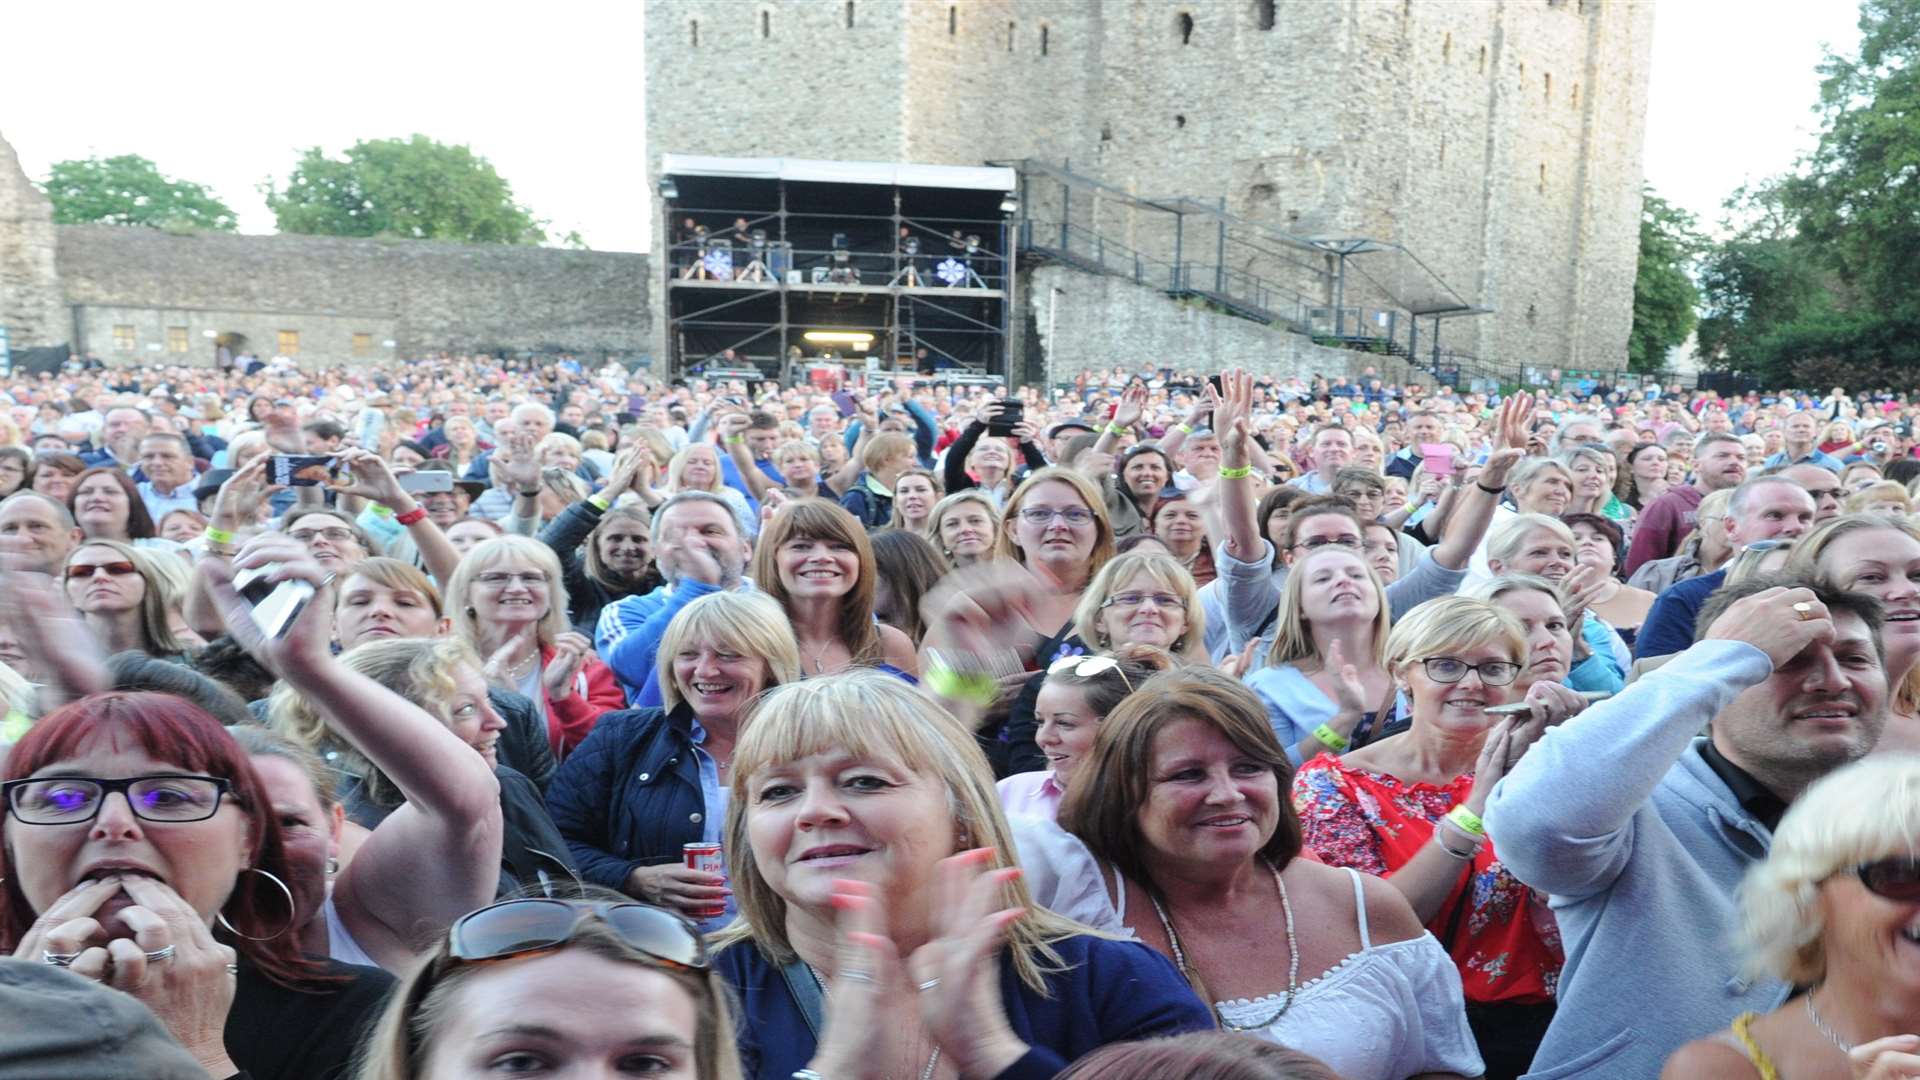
[[659, 177, 679, 200], [803, 331, 876, 350], [902, 236, 920, 255], [965, 234, 982, 255], [999, 192, 1019, 214], [828, 232, 858, 284], [739, 229, 771, 282]]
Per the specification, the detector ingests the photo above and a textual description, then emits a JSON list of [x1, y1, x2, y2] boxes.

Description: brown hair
[[583, 504, 653, 588], [68, 465, 156, 540], [1059, 668, 1303, 891], [750, 499, 883, 665], [1056, 1032, 1340, 1080], [868, 528, 947, 644]]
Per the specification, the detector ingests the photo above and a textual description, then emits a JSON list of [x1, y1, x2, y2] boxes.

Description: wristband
[[924, 664, 1000, 706], [1176, 422, 1194, 435], [1106, 422, 1127, 435], [725, 434, 746, 445], [1402, 502, 1420, 515], [204, 541, 237, 558], [204, 526, 236, 545], [1312, 723, 1350, 752], [588, 493, 612, 511], [1217, 465, 1253, 480], [1476, 481, 1506, 495], [395, 506, 428, 526], [1434, 832, 1479, 860], [1446, 805, 1486, 837], [369, 503, 395, 518]]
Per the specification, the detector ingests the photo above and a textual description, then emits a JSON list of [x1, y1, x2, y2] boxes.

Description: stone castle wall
[[645, 0, 1655, 371], [53, 226, 654, 366], [0, 135, 66, 351]]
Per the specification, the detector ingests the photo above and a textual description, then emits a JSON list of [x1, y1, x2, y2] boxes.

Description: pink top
[[996, 770, 1066, 820]]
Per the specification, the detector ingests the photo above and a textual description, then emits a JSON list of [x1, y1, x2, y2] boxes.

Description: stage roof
[[661, 154, 1016, 194]]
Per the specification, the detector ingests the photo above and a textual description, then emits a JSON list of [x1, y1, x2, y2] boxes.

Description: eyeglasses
[[1851, 856, 1920, 903], [1018, 506, 1096, 527], [447, 899, 709, 970], [1417, 656, 1521, 686], [1102, 591, 1185, 612], [1048, 654, 1134, 691], [63, 561, 137, 580], [476, 571, 548, 589], [288, 527, 359, 546], [1292, 535, 1362, 551], [3, 774, 232, 825]]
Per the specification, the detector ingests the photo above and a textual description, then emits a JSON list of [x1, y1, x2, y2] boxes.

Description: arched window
[[1178, 12, 1194, 44]]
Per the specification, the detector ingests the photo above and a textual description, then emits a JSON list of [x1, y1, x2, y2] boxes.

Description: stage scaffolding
[[659, 155, 1017, 384]]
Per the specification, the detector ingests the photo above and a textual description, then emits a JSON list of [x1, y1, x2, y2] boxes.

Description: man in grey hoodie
[[1484, 576, 1887, 1079]]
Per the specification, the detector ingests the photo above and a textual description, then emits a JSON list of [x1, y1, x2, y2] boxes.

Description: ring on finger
[[41, 950, 79, 967], [143, 944, 176, 963], [1793, 601, 1814, 621], [918, 978, 941, 992], [840, 969, 875, 984]]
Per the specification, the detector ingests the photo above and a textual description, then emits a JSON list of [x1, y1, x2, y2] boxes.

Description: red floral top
[[1291, 753, 1563, 1006]]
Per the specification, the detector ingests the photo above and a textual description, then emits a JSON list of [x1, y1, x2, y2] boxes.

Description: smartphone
[[1420, 443, 1455, 476], [268, 455, 338, 487], [399, 471, 454, 494], [831, 391, 859, 417], [985, 399, 1024, 437], [232, 563, 315, 641], [1208, 373, 1226, 397]]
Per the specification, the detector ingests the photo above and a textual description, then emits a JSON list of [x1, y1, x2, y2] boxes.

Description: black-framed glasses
[[447, 898, 709, 970], [1417, 657, 1521, 686], [3, 775, 232, 825], [1854, 856, 1920, 902]]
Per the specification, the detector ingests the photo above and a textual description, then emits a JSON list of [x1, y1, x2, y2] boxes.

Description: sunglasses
[[64, 561, 137, 580], [1048, 654, 1133, 691], [1853, 857, 1920, 903], [446, 898, 708, 970]]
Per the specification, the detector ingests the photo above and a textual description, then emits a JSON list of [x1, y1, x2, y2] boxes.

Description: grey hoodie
[[1484, 640, 1791, 1079]]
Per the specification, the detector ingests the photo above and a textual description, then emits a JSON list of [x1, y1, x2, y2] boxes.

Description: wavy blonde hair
[[711, 671, 1090, 993], [445, 535, 571, 649], [65, 539, 187, 656], [1070, 551, 1207, 662], [656, 591, 800, 711], [1265, 545, 1390, 669], [1737, 754, 1920, 985]]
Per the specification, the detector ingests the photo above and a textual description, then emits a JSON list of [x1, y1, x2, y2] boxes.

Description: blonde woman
[[445, 534, 625, 756], [710, 671, 1214, 1077], [1844, 479, 1912, 518], [664, 442, 755, 537], [928, 489, 999, 568], [62, 539, 192, 659], [1664, 756, 1920, 1079]]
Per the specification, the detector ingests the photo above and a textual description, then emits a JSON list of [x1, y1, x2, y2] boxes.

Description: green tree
[[39, 155, 238, 231], [1627, 188, 1702, 373], [264, 135, 545, 244]]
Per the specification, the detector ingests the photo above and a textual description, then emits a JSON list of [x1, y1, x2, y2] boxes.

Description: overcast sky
[[3, 0, 1866, 252]]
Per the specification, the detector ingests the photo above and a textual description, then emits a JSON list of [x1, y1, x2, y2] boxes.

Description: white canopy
[[661, 154, 1016, 195]]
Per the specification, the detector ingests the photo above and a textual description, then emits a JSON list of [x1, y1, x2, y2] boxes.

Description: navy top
[[714, 933, 1214, 1080], [1633, 568, 1726, 660]]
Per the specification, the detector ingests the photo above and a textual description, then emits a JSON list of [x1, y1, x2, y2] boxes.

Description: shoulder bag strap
[[780, 958, 827, 1039]]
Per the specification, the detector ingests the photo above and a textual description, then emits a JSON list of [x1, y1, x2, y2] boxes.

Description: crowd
[[0, 352, 1918, 1080]]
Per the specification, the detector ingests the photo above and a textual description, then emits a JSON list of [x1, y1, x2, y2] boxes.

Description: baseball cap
[[0, 959, 206, 1079]]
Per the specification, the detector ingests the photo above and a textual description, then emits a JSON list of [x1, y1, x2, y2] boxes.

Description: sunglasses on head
[[1048, 654, 1133, 691], [1853, 856, 1920, 903], [446, 898, 708, 970], [64, 561, 137, 580]]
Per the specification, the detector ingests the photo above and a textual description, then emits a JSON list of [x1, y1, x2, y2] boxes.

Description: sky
[[2, 1, 1868, 252]]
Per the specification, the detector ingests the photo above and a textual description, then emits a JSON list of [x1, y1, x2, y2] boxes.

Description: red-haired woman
[[0, 692, 395, 1080]]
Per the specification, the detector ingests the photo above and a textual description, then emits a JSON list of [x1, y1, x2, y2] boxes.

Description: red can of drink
[[683, 842, 728, 919]]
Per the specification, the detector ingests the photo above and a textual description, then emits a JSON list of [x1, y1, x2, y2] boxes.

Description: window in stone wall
[[1544, 72, 1552, 100], [1443, 32, 1451, 62], [846, 1, 854, 29], [167, 327, 189, 354], [689, 19, 698, 46], [1041, 24, 1050, 55], [278, 330, 300, 356], [1478, 45, 1487, 73], [1571, 82, 1581, 108], [1178, 12, 1194, 44], [760, 10, 770, 38], [1256, 0, 1275, 31], [948, 6, 956, 35], [352, 333, 374, 358], [1008, 20, 1016, 51], [112, 325, 135, 352], [1538, 163, 1547, 194]]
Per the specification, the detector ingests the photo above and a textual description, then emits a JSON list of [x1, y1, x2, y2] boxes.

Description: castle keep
[[645, 0, 1655, 373]]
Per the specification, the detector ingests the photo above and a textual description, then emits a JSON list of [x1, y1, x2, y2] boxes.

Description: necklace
[[499, 649, 537, 682], [1149, 861, 1299, 1031], [805, 965, 942, 1079], [1804, 986, 1855, 1053], [799, 639, 835, 676]]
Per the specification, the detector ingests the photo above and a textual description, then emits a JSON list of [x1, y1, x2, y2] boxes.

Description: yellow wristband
[[1446, 805, 1486, 837], [588, 493, 612, 511], [725, 434, 746, 445], [370, 504, 394, 518], [1105, 422, 1126, 435], [1218, 465, 1253, 480], [925, 665, 999, 706], [1312, 723, 1350, 752], [204, 526, 235, 545], [1176, 423, 1194, 435]]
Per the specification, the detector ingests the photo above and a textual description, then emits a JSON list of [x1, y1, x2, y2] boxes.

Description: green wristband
[[925, 665, 999, 706], [1446, 805, 1486, 837], [1218, 465, 1253, 480], [1313, 723, 1351, 752]]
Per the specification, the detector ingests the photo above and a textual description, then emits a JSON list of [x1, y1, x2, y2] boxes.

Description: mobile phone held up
[[268, 455, 340, 487], [985, 398, 1024, 437]]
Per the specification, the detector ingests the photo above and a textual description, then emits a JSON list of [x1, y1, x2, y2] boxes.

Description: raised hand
[[1464, 717, 1516, 815], [1186, 382, 1222, 427], [1558, 563, 1608, 626], [542, 631, 593, 701], [211, 457, 273, 531], [603, 444, 648, 498], [1703, 586, 1836, 669], [201, 533, 337, 679], [801, 878, 908, 1079], [1218, 638, 1260, 680], [906, 850, 1031, 1078], [920, 562, 1042, 662], [1325, 638, 1368, 715], [329, 448, 408, 510], [1112, 385, 1147, 429], [499, 431, 542, 492]]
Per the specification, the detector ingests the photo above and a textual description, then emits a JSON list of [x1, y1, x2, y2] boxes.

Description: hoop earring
[[216, 867, 298, 942]]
